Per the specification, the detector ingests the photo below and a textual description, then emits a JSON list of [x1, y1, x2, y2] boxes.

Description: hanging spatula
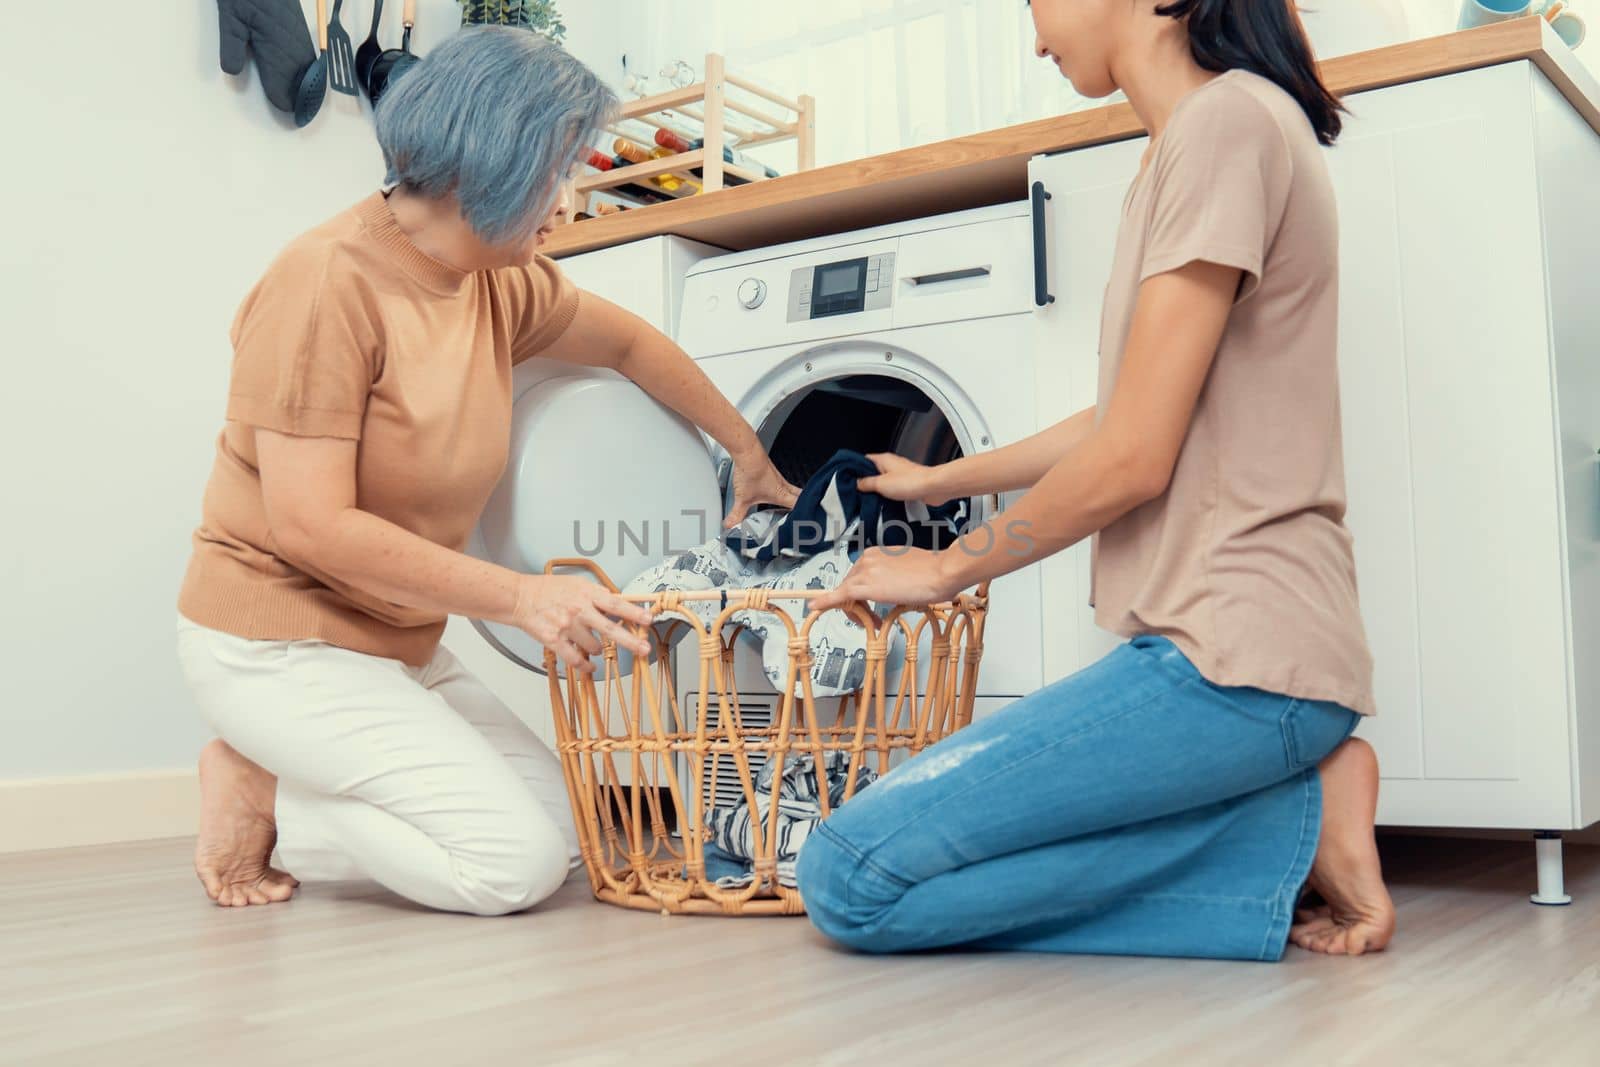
[[326, 0, 358, 96]]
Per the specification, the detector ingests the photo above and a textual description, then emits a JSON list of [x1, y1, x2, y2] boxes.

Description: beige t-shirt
[[178, 192, 580, 666], [1093, 70, 1375, 715]]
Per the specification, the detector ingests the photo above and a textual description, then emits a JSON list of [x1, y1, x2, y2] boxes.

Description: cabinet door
[[1533, 72, 1600, 830], [1029, 139, 1146, 684], [1330, 63, 1573, 828]]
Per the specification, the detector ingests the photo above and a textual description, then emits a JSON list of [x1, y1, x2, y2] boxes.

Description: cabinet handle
[[1030, 180, 1055, 308]]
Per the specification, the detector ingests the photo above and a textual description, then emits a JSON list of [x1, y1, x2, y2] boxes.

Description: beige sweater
[[179, 192, 579, 665]]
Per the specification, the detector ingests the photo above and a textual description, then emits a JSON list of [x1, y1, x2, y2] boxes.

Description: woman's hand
[[857, 453, 951, 507], [513, 575, 655, 673], [811, 547, 962, 613], [725, 449, 801, 528]]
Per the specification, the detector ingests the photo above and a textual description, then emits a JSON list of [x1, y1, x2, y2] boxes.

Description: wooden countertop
[[545, 17, 1600, 259]]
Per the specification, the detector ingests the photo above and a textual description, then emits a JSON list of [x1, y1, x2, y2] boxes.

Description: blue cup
[[1459, 0, 1532, 29], [1461, 0, 1589, 48]]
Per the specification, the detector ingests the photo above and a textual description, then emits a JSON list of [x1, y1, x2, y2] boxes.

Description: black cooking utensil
[[294, 0, 330, 127], [366, 0, 419, 107], [326, 0, 359, 96], [355, 0, 385, 90]]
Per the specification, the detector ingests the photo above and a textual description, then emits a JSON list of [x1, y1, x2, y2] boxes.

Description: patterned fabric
[[623, 531, 878, 697], [702, 751, 877, 889], [724, 450, 968, 564], [625, 449, 965, 695]]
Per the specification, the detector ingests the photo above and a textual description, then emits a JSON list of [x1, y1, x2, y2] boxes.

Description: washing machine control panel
[[787, 252, 894, 322]]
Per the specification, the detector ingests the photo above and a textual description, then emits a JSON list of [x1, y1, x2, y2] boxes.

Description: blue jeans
[[794, 636, 1361, 961]]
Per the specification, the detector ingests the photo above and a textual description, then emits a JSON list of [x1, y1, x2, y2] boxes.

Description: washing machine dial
[[737, 277, 767, 309]]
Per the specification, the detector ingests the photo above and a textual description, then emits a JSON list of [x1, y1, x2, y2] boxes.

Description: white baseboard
[[0, 770, 198, 854]]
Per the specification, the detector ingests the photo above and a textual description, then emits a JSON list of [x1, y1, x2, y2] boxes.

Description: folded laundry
[[724, 449, 968, 564], [701, 750, 877, 889]]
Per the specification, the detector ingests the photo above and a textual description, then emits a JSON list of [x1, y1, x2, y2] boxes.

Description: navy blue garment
[[725, 450, 968, 563]]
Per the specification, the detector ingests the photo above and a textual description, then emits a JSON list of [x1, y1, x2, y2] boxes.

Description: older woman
[[176, 29, 799, 915]]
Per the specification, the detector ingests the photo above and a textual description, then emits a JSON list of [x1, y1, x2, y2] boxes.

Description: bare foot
[[195, 739, 298, 907], [1290, 737, 1395, 956]]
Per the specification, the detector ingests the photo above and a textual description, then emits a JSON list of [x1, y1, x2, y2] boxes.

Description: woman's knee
[[796, 825, 910, 953], [451, 812, 571, 917]]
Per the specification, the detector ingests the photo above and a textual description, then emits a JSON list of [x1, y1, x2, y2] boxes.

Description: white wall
[[0, 2, 618, 786], [610, 0, 1598, 168]]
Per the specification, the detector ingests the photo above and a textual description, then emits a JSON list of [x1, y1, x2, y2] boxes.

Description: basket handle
[[542, 557, 988, 607], [544, 557, 622, 594]]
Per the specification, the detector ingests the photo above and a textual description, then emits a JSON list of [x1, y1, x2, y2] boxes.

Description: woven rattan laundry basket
[[542, 559, 990, 917]]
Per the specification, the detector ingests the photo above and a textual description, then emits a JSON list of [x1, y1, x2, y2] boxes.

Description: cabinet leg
[[1531, 831, 1573, 906]]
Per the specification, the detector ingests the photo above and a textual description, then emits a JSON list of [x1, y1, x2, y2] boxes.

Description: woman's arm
[[255, 430, 653, 670], [815, 260, 1239, 609], [941, 406, 1098, 496], [862, 406, 1097, 504], [536, 291, 800, 524]]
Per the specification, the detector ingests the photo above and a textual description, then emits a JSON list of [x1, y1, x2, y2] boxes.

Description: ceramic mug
[[1458, 0, 1586, 49], [1458, 0, 1534, 31], [1543, 2, 1587, 48]]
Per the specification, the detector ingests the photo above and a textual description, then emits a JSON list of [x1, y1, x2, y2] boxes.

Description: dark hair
[[1155, 0, 1344, 145]]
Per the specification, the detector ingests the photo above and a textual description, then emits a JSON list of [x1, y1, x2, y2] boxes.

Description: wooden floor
[[3, 836, 1598, 1066]]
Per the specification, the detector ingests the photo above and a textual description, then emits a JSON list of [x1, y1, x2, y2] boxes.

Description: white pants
[[176, 616, 579, 916]]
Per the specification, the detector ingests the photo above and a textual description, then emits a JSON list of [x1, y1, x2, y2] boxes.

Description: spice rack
[[568, 53, 815, 219]]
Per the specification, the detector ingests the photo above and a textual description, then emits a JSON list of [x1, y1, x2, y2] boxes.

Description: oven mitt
[[216, 0, 316, 114]]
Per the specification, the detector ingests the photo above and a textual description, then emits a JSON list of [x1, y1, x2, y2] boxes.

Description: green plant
[[459, 1, 566, 43]]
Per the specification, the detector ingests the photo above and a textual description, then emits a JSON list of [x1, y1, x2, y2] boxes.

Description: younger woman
[[798, 0, 1396, 960]]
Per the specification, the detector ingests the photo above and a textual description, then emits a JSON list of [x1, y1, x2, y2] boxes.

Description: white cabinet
[[1028, 61, 1600, 844]]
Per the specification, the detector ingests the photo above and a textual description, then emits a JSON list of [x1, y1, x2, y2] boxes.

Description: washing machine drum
[[471, 374, 723, 672]]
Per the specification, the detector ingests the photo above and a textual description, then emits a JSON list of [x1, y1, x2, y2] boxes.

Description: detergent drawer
[[891, 214, 1034, 329]]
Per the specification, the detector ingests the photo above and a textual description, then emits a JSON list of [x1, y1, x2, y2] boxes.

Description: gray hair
[[374, 27, 617, 244]]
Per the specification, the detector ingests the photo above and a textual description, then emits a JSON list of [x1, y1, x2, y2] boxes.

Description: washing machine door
[[471, 372, 724, 672]]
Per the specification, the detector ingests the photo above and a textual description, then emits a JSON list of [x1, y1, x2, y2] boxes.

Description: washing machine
[[675, 200, 1055, 721], [469, 203, 1095, 764]]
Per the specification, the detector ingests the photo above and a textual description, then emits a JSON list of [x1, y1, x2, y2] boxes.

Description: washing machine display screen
[[810, 257, 868, 318]]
